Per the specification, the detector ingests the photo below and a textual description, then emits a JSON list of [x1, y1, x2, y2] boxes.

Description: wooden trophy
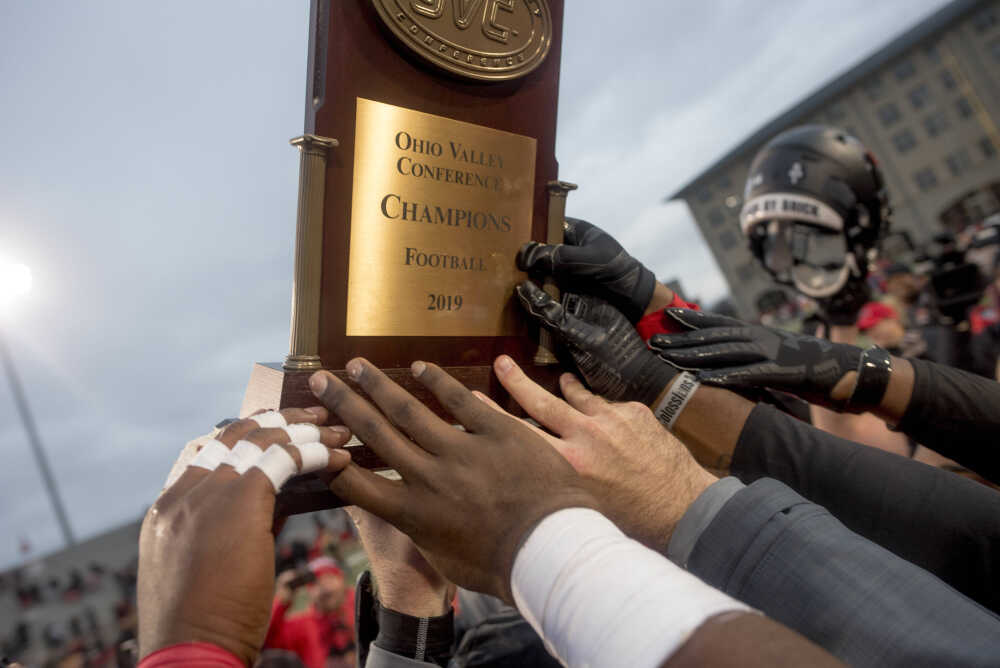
[[241, 0, 573, 512]]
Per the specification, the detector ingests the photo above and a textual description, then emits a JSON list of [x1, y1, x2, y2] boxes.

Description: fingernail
[[411, 360, 426, 377], [309, 372, 328, 394], [346, 359, 362, 380], [330, 425, 350, 435], [305, 406, 325, 416], [496, 356, 513, 373]]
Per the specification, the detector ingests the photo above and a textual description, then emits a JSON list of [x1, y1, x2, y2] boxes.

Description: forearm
[[655, 381, 753, 472], [663, 612, 844, 668], [643, 282, 676, 317], [687, 478, 1000, 666]]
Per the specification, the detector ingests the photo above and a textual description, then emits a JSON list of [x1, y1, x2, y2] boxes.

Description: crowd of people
[[8, 123, 1000, 668]]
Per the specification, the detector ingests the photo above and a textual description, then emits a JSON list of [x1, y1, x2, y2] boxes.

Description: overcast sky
[[0, 0, 950, 568]]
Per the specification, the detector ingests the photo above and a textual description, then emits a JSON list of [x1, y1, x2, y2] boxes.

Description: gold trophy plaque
[[347, 98, 537, 337]]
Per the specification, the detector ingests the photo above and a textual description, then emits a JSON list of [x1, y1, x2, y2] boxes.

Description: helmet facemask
[[742, 192, 856, 298]]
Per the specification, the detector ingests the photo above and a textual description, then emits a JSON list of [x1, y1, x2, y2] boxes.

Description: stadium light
[[0, 260, 32, 313]]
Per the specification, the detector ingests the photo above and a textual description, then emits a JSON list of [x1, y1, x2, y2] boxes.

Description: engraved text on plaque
[[346, 98, 537, 337]]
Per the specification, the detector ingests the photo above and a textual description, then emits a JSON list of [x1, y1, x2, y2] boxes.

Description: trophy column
[[285, 134, 338, 371], [533, 180, 578, 365]]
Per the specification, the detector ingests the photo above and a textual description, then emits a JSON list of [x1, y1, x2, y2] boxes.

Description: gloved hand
[[649, 308, 866, 410], [515, 281, 676, 405], [517, 218, 656, 323]]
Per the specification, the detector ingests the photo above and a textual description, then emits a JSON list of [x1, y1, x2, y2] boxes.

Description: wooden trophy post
[[242, 0, 571, 512]]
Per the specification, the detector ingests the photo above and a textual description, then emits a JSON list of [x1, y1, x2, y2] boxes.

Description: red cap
[[309, 556, 343, 579], [857, 301, 898, 331]]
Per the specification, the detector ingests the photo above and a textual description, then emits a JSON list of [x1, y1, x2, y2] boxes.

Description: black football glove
[[517, 218, 656, 324], [650, 308, 866, 410], [515, 281, 676, 405]]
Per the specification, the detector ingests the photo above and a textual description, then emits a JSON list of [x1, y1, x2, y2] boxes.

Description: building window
[[877, 102, 902, 127], [862, 76, 884, 100], [956, 96, 975, 119], [893, 59, 916, 81], [923, 110, 950, 137], [914, 167, 939, 192], [907, 83, 931, 110], [972, 7, 998, 34], [945, 149, 972, 177], [892, 129, 918, 154], [708, 208, 725, 227], [981, 136, 997, 159], [939, 69, 957, 90], [719, 230, 738, 251], [697, 188, 712, 203]]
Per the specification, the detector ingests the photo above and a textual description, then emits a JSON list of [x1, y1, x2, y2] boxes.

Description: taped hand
[[139, 407, 352, 665]]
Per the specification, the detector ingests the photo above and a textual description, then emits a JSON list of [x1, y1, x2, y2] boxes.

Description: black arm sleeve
[[732, 403, 1000, 614], [894, 357, 1000, 481]]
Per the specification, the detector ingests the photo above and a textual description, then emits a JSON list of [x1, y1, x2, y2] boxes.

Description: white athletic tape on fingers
[[222, 440, 263, 474], [653, 372, 700, 431], [252, 445, 299, 492], [284, 423, 321, 444], [163, 434, 213, 490], [251, 411, 287, 429], [291, 442, 329, 473], [189, 439, 231, 471]]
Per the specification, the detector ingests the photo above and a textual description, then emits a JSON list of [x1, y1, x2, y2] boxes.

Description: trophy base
[[242, 361, 565, 514]]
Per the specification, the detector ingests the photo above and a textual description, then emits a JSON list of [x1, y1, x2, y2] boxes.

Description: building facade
[[669, 0, 1000, 319]]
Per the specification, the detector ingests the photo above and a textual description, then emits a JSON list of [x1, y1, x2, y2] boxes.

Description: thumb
[[516, 241, 556, 274]]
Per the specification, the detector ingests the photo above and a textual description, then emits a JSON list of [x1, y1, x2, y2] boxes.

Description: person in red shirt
[[264, 557, 355, 668]]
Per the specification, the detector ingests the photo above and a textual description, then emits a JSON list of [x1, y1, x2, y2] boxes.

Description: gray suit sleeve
[[687, 478, 1000, 668]]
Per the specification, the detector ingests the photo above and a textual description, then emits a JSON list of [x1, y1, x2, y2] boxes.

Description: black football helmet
[[741, 125, 891, 303]]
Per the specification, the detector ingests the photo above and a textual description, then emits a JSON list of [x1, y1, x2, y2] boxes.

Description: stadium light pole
[[0, 261, 75, 547]]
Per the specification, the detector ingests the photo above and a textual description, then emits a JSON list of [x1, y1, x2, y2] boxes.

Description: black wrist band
[[847, 346, 892, 411], [374, 603, 454, 666]]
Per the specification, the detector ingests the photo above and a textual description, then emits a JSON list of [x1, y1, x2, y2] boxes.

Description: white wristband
[[250, 411, 287, 429], [511, 508, 750, 668], [188, 439, 230, 471], [652, 372, 700, 430], [252, 445, 299, 492], [222, 440, 263, 474]]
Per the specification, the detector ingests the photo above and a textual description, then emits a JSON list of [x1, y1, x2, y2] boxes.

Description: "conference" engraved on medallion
[[371, 0, 552, 82], [346, 98, 537, 337]]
